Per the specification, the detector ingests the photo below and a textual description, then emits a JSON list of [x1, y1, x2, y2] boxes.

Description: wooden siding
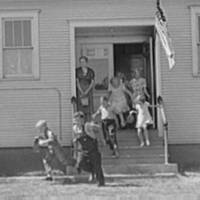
[[0, 0, 199, 146], [0, 89, 60, 147], [159, 0, 200, 144]]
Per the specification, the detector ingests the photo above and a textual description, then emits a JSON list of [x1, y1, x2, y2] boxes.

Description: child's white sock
[[146, 139, 150, 146], [140, 141, 144, 147]]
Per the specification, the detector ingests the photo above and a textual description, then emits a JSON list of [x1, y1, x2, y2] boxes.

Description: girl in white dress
[[135, 95, 153, 147], [109, 77, 132, 128]]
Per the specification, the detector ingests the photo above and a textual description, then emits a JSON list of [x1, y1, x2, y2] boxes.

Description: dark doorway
[[114, 43, 143, 80], [113, 42, 157, 127]]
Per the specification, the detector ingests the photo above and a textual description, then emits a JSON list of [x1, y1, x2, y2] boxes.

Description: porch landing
[[101, 129, 178, 175]]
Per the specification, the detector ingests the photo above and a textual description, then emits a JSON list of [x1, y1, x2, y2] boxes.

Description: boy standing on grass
[[73, 121, 105, 186], [34, 120, 75, 181]]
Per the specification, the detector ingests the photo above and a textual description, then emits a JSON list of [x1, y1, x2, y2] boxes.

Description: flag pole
[[156, 0, 166, 22]]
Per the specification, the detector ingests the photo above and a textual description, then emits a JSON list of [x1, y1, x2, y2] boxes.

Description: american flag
[[155, 0, 175, 70]]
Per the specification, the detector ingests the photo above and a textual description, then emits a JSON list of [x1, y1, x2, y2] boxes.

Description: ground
[[1, 173, 200, 200]]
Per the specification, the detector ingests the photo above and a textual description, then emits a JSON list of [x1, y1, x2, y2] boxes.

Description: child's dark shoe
[[45, 176, 53, 181], [98, 181, 105, 187], [77, 167, 81, 174]]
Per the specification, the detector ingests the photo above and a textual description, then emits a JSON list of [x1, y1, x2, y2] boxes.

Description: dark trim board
[[1, 144, 200, 176], [0, 147, 71, 176]]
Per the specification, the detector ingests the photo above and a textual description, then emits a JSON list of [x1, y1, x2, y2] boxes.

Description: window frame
[[191, 6, 200, 76], [0, 10, 40, 80]]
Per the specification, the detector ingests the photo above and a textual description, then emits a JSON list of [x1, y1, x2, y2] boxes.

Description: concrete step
[[116, 140, 163, 146], [102, 155, 165, 165], [116, 129, 161, 138], [103, 163, 178, 175], [115, 129, 163, 146], [98, 128, 178, 175], [101, 146, 164, 157], [117, 133, 163, 139]]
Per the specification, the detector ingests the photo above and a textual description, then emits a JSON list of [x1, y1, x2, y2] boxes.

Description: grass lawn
[[1, 173, 200, 200]]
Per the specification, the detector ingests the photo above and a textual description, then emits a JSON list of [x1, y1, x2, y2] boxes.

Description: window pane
[[23, 20, 31, 46], [20, 49, 32, 74], [14, 21, 22, 46], [4, 21, 13, 47], [89, 58, 109, 90], [3, 49, 32, 76], [3, 49, 18, 75]]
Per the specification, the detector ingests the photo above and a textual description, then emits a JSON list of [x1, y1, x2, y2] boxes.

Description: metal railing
[[158, 96, 168, 164]]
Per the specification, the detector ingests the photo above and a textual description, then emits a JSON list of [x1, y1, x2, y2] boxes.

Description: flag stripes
[[155, 0, 175, 70]]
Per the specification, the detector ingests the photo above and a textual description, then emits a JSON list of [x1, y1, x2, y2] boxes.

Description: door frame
[[76, 36, 149, 90], [69, 18, 163, 135], [76, 42, 114, 89]]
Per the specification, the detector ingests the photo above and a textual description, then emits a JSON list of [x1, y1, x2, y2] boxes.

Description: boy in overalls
[[76, 122, 105, 186]]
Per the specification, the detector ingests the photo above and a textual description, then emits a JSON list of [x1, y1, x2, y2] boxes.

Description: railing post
[[163, 124, 168, 164], [158, 96, 168, 165]]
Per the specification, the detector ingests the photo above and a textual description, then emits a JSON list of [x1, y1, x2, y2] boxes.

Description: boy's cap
[[35, 120, 47, 128], [84, 122, 96, 139]]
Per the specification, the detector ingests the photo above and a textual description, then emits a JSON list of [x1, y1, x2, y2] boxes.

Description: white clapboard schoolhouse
[[0, 0, 200, 174]]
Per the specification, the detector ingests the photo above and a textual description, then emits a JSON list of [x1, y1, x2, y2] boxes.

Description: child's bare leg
[[42, 158, 53, 180], [143, 125, 150, 146], [119, 113, 126, 127], [137, 128, 144, 147]]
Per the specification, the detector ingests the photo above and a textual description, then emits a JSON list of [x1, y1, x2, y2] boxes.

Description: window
[[191, 6, 200, 76], [0, 10, 40, 79]]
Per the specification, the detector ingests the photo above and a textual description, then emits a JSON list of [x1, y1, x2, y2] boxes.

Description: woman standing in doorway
[[76, 56, 95, 121]]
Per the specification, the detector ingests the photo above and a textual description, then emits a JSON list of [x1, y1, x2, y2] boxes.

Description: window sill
[[192, 74, 200, 77], [1, 76, 40, 81]]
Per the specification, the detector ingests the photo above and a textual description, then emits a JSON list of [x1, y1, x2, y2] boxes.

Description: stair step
[[102, 156, 165, 165], [99, 144, 163, 152], [98, 129, 177, 175], [116, 142, 163, 148], [103, 163, 178, 174], [101, 146, 164, 156], [116, 129, 161, 136], [102, 150, 164, 157], [117, 134, 163, 140], [103, 154, 164, 159], [117, 138, 163, 142]]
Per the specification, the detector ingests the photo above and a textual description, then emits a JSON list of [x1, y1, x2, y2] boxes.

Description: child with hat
[[76, 121, 105, 186]]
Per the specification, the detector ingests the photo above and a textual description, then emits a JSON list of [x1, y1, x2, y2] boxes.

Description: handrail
[[158, 96, 168, 164]]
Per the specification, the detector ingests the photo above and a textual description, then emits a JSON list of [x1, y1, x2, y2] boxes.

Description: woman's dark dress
[[76, 67, 95, 121]]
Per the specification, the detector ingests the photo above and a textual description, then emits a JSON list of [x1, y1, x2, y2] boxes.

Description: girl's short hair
[[79, 56, 88, 63]]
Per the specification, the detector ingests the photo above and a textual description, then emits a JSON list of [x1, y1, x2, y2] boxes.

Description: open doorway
[[113, 42, 157, 127]]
